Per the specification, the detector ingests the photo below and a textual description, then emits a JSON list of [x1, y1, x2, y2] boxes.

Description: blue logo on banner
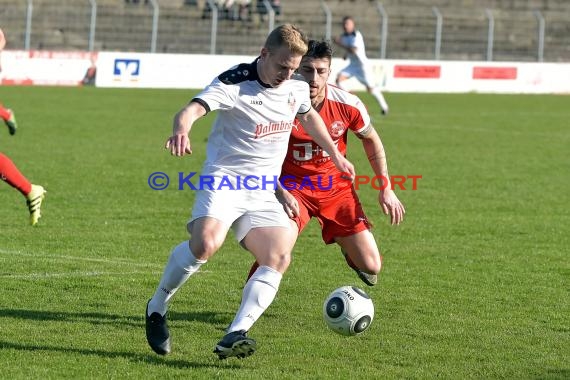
[[113, 59, 140, 80]]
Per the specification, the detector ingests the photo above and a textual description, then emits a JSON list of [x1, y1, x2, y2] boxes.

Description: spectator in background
[[257, 0, 281, 20], [202, 0, 252, 21], [333, 16, 389, 115], [81, 54, 97, 86], [235, 0, 252, 21]]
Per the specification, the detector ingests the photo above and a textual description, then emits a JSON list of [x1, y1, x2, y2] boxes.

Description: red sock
[[0, 104, 11, 121], [0, 153, 32, 196]]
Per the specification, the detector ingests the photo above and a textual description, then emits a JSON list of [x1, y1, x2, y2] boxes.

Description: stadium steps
[[0, 0, 568, 61]]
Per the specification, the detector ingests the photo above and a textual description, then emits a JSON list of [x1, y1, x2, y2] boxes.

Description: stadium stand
[[0, 0, 568, 61]]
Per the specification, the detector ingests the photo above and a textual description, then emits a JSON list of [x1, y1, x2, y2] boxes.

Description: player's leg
[[146, 186, 238, 355], [358, 67, 389, 115], [214, 225, 295, 359], [0, 152, 32, 195], [335, 66, 353, 91], [246, 188, 311, 281], [246, 217, 297, 279], [335, 230, 382, 286], [147, 216, 228, 314], [367, 85, 389, 115], [319, 186, 379, 285], [0, 104, 17, 134], [0, 153, 45, 225], [146, 216, 229, 355], [215, 206, 295, 359]]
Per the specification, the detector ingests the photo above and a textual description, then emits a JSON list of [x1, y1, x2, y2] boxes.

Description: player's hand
[[165, 134, 192, 156], [332, 155, 355, 181], [379, 189, 405, 225], [276, 188, 299, 218]]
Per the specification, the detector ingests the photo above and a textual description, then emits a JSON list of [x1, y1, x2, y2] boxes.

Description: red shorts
[[290, 184, 371, 244]]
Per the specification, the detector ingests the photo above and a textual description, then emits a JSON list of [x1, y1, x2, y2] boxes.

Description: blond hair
[[264, 24, 309, 56]]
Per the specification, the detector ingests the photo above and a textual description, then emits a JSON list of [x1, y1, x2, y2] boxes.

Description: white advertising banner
[[1, 49, 569, 94], [0, 50, 96, 86], [94, 52, 570, 94], [94, 52, 255, 89]]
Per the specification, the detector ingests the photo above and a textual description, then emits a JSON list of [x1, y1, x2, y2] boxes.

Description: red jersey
[[281, 84, 371, 190]]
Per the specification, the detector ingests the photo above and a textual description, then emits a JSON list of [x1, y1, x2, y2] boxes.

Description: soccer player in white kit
[[145, 24, 355, 360], [333, 16, 390, 115]]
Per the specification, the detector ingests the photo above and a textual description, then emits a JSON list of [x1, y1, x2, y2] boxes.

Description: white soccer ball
[[323, 285, 374, 336]]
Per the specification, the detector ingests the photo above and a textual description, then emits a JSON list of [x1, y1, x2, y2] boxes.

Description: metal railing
[[320, 0, 332, 42], [485, 8, 495, 61], [88, 0, 97, 52], [0, 0, 566, 62], [375, 2, 388, 60], [432, 6, 442, 60]]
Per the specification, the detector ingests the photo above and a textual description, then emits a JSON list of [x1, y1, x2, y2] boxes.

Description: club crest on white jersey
[[190, 58, 312, 179]]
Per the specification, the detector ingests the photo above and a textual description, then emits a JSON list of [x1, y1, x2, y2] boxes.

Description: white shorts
[[187, 185, 291, 242], [338, 62, 376, 88]]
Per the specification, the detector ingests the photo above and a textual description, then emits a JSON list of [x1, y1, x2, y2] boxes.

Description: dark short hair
[[305, 39, 333, 61]]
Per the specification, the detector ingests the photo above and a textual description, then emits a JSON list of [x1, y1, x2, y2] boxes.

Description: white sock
[[371, 87, 389, 113], [147, 241, 206, 316], [228, 265, 282, 333]]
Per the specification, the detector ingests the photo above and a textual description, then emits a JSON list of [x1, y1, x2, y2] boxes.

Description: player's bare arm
[[274, 182, 300, 218], [298, 107, 355, 179], [332, 37, 356, 55], [355, 124, 406, 225], [165, 101, 208, 156]]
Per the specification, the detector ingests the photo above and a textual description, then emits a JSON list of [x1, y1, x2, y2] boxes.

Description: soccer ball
[[323, 286, 374, 336]]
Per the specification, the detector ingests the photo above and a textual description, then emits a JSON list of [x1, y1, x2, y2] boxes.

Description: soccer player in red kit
[[248, 40, 404, 285], [1, 27, 46, 225], [0, 28, 18, 134]]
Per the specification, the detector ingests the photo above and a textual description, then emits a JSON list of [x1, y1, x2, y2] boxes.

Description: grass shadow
[[0, 308, 233, 330], [0, 340, 241, 369]]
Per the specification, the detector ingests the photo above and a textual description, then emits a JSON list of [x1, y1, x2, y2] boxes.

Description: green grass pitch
[[0, 86, 568, 379]]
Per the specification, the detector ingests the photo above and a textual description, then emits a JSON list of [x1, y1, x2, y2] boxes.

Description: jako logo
[[113, 59, 140, 81]]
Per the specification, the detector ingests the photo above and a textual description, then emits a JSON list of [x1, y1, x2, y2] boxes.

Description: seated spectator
[[202, 0, 251, 21], [256, 0, 280, 17]]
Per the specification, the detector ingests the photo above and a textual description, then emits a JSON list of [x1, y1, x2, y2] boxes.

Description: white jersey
[[339, 30, 368, 67], [192, 58, 311, 180]]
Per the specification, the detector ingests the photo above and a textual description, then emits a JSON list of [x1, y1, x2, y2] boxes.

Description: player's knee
[[364, 254, 382, 274], [370, 260, 381, 275], [190, 236, 222, 258], [274, 251, 291, 272], [258, 250, 291, 273]]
